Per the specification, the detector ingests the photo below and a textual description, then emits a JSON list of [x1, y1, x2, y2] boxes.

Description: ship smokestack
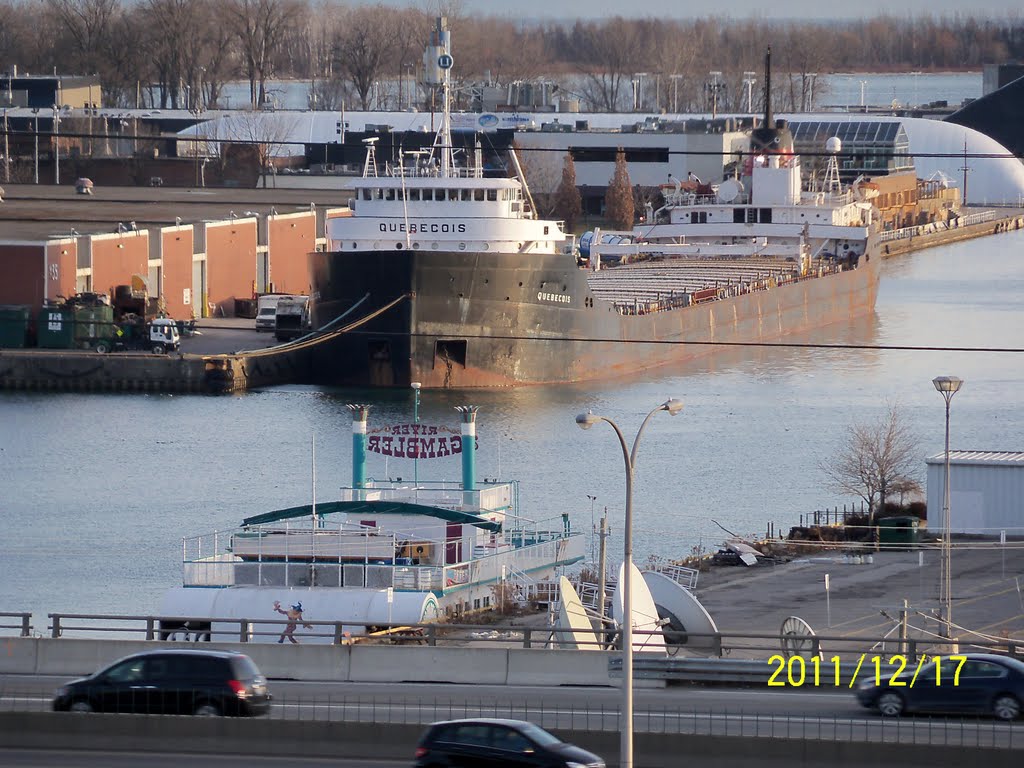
[[764, 46, 773, 129], [346, 404, 371, 489], [455, 405, 478, 507]]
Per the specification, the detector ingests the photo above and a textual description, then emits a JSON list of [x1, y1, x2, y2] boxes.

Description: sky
[[407, 0, 1023, 21]]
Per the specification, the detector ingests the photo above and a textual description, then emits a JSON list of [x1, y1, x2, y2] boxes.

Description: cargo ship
[[309, 48, 881, 388]]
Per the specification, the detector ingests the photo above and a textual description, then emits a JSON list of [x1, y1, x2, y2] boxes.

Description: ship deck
[[586, 257, 842, 308]]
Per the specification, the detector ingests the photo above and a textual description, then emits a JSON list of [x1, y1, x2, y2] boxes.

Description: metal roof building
[[925, 451, 1024, 535]]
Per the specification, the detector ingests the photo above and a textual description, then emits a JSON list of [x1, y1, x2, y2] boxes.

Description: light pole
[[412, 381, 422, 486], [575, 398, 683, 768], [31, 108, 39, 184], [587, 494, 597, 563], [669, 74, 683, 114], [933, 376, 963, 640], [707, 71, 723, 119], [743, 71, 756, 113], [52, 105, 61, 185], [2, 107, 9, 183]]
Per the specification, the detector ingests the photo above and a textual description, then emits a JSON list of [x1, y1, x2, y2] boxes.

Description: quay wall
[[0, 345, 314, 394], [880, 211, 1024, 257], [0, 712, 1019, 768]]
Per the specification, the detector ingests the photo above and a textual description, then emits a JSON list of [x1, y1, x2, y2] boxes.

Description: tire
[[69, 700, 94, 713], [151, 343, 166, 355], [94, 341, 109, 354], [993, 694, 1021, 721], [193, 702, 221, 717], [876, 691, 905, 717]]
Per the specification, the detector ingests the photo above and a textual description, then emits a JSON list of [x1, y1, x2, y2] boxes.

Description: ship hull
[[309, 247, 881, 388]]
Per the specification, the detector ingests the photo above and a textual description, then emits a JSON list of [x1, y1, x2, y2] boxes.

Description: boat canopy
[[241, 500, 502, 532]]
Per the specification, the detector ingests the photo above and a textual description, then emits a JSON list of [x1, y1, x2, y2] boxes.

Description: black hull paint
[[309, 248, 881, 388]]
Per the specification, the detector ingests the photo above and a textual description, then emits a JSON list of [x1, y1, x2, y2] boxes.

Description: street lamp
[[586, 494, 597, 562], [932, 376, 962, 640], [52, 105, 61, 185], [575, 398, 683, 768], [742, 71, 757, 113], [707, 71, 723, 119], [31, 108, 39, 184], [412, 381, 422, 486]]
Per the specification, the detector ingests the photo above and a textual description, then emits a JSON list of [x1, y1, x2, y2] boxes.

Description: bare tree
[[334, 4, 395, 111], [820, 405, 923, 524], [225, 0, 301, 108], [604, 148, 633, 230]]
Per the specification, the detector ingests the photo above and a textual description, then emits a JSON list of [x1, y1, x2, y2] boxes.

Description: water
[[215, 72, 982, 112], [2, 231, 1023, 618]]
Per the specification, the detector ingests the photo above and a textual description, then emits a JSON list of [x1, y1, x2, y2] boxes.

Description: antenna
[[780, 616, 819, 659], [763, 46, 773, 128]]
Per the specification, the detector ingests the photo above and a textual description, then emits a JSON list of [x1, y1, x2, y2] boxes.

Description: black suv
[[414, 718, 605, 768], [52, 649, 271, 716]]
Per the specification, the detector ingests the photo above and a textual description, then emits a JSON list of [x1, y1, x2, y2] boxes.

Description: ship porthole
[[413, 242, 420, 250], [396, 242, 403, 250], [481, 243, 489, 251], [431, 242, 439, 250], [458, 242, 466, 251], [351, 242, 357, 249]]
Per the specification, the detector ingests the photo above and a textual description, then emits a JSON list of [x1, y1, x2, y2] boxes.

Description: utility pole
[[597, 510, 609, 631], [959, 140, 970, 207]]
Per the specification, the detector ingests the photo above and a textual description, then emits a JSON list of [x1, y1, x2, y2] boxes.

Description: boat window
[[487, 190, 497, 202], [461, 189, 472, 201], [437, 190, 448, 204], [409, 189, 421, 201], [448, 189, 459, 201], [384, 188, 396, 201], [474, 189, 485, 201], [361, 189, 372, 201], [372, 188, 382, 201]]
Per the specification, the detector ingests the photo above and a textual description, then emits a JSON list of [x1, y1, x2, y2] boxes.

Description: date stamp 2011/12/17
[[767, 654, 968, 688]]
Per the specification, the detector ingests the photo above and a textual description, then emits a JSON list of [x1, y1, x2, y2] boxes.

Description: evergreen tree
[[604, 148, 634, 230], [553, 153, 583, 232]]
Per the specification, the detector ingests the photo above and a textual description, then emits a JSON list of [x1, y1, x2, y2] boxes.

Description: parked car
[[855, 652, 1024, 720], [52, 649, 271, 717], [414, 718, 605, 768]]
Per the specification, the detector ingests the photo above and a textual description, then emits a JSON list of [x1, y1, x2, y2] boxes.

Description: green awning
[[241, 500, 501, 532]]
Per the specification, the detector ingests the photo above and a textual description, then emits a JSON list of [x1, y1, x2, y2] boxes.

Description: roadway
[[3, 675, 1022, 748], [0, 750, 405, 768]]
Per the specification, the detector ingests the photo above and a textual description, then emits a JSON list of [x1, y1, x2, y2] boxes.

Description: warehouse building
[[926, 451, 1024, 535]]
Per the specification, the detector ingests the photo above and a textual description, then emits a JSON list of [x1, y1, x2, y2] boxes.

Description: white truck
[[255, 294, 291, 332]]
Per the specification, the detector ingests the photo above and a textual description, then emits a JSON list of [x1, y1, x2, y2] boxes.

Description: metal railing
[[0, 613, 32, 637], [0, 687, 1020, 748], [9, 613, 1020, 662]]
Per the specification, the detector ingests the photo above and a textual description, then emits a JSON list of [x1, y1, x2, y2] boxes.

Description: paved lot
[[693, 541, 1024, 654], [179, 318, 279, 356]]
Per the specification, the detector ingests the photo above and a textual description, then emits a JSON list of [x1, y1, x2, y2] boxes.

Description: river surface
[[2, 231, 1023, 618], [214, 72, 981, 112]]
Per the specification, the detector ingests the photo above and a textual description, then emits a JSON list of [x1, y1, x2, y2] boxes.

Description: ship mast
[[427, 17, 456, 177]]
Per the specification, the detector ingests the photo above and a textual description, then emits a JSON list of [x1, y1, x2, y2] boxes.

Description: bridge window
[[384, 188, 396, 201], [487, 190, 497, 202], [474, 189, 485, 201], [448, 189, 459, 201], [409, 189, 421, 201]]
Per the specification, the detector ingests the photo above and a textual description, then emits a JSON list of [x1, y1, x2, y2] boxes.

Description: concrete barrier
[[2, 712, 1021, 767], [0, 637, 38, 675], [349, 645, 510, 684], [507, 647, 615, 686]]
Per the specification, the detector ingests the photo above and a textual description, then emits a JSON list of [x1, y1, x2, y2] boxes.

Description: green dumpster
[[877, 516, 920, 548], [37, 307, 75, 349], [0, 305, 30, 349]]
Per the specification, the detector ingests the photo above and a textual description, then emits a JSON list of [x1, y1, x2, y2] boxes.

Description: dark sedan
[[855, 652, 1024, 720], [53, 649, 271, 717], [414, 718, 605, 768]]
